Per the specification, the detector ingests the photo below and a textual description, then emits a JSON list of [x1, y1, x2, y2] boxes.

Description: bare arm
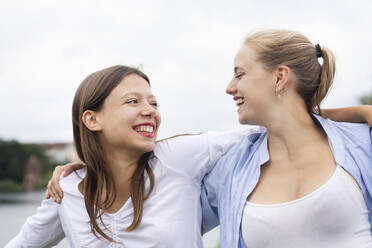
[[322, 105, 372, 127], [45, 161, 85, 203]]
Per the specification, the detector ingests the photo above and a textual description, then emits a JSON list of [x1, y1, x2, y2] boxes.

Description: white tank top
[[242, 165, 372, 248]]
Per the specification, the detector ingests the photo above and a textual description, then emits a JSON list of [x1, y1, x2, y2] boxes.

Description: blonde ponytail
[[244, 29, 336, 114], [311, 45, 336, 113]]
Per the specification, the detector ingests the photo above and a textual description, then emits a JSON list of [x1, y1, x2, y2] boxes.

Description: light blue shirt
[[201, 115, 372, 248]]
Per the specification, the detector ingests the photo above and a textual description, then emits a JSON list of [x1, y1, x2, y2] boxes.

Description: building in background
[[23, 156, 42, 191], [39, 142, 77, 164]]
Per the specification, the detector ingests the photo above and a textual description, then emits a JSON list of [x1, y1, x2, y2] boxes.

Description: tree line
[[0, 139, 55, 192], [360, 94, 372, 105]]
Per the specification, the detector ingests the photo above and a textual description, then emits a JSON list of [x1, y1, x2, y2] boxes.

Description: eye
[[126, 99, 138, 104], [235, 72, 245, 79], [150, 102, 159, 108]]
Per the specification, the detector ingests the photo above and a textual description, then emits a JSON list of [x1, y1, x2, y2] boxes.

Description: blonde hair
[[244, 29, 335, 114]]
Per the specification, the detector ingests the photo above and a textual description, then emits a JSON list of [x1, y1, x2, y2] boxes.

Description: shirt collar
[[311, 114, 346, 166], [253, 132, 270, 167], [253, 114, 346, 167]]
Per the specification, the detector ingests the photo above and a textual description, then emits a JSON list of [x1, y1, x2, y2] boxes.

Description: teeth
[[235, 98, 244, 106], [135, 125, 154, 133]]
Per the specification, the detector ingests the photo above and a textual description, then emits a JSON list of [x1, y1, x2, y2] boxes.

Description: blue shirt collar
[[254, 114, 346, 167], [311, 114, 346, 166]]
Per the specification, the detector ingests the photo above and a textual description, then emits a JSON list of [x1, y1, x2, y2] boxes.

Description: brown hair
[[244, 29, 336, 114], [72, 65, 155, 241]]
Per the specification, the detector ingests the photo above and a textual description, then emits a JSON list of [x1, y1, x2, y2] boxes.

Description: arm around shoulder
[[207, 126, 264, 170], [322, 105, 372, 126], [154, 126, 264, 183]]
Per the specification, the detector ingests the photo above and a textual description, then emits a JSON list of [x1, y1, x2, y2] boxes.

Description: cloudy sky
[[1, 0, 371, 143]]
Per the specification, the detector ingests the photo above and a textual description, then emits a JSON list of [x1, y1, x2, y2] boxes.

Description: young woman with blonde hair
[[201, 29, 372, 248]]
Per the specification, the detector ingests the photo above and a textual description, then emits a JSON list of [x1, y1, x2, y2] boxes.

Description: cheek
[[238, 78, 256, 96], [156, 114, 161, 128], [241, 77, 273, 102], [118, 108, 138, 123], [238, 81, 258, 104], [101, 109, 135, 136], [154, 112, 162, 132]]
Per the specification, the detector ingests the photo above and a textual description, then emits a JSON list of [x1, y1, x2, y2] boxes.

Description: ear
[[82, 110, 102, 132], [274, 65, 290, 92]]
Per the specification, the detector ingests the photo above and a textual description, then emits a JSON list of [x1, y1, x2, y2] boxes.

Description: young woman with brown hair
[[6, 65, 257, 247]]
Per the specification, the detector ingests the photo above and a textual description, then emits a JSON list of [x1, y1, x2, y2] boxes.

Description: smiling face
[[93, 73, 161, 155], [226, 44, 278, 125]]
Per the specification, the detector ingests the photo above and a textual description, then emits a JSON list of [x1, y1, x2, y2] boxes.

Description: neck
[[264, 106, 326, 162], [103, 146, 142, 190]]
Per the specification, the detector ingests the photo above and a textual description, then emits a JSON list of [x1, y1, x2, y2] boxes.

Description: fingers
[[47, 180, 60, 203], [51, 166, 65, 201], [45, 189, 50, 199], [46, 165, 65, 203], [45, 161, 85, 203]]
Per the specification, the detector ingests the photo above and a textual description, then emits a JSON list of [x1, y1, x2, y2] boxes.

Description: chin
[[238, 114, 250, 125], [141, 141, 156, 152], [238, 113, 257, 125]]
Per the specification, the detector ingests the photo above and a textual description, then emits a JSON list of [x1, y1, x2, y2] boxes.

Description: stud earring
[[276, 86, 281, 100]]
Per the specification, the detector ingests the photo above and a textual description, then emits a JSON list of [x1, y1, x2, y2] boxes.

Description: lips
[[133, 122, 156, 138], [234, 96, 244, 106]]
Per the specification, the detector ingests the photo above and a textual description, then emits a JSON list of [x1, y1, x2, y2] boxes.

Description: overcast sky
[[1, 0, 372, 143]]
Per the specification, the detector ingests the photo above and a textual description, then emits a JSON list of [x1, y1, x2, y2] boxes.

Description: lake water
[[0, 191, 219, 247]]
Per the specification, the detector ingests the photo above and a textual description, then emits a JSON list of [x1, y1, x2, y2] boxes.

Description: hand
[[366, 109, 372, 127], [45, 161, 85, 203]]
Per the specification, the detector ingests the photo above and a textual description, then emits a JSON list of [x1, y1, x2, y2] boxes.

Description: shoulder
[[226, 128, 267, 154], [151, 134, 211, 179], [153, 127, 265, 162], [59, 168, 85, 195], [154, 133, 208, 160], [206, 125, 265, 147], [315, 115, 372, 147], [211, 130, 267, 175], [155, 133, 207, 149]]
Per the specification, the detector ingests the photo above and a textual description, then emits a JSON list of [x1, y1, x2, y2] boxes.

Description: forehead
[[111, 74, 152, 97], [234, 44, 257, 70]]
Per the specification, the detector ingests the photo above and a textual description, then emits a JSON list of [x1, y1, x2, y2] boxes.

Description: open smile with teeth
[[134, 125, 154, 133], [235, 97, 245, 106]]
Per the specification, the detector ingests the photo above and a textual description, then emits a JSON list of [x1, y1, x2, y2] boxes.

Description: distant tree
[[23, 143, 52, 175], [0, 139, 27, 182], [360, 93, 372, 105], [0, 139, 51, 183]]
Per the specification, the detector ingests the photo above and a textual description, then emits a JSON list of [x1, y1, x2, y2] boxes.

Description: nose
[[226, 78, 237, 96], [141, 102, 158, 117]]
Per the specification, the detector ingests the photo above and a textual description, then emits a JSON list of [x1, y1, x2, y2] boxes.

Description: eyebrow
[[234, 66, 245, 74], [121, 92, 157, 99]]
